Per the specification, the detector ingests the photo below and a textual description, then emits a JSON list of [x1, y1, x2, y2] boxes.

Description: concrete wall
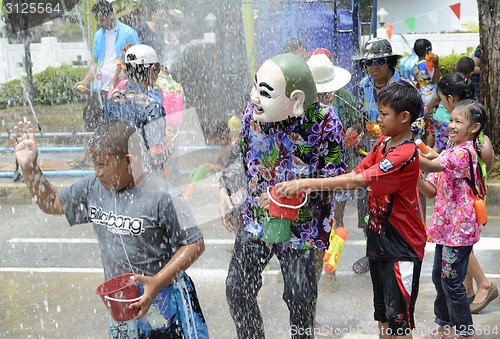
[[0, 37, 91, 84], [370, 32, 479, 56]]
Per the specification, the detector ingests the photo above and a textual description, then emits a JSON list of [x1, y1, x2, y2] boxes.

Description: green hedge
[[438, 49, 473, 77], [0, 64, 88, 107]]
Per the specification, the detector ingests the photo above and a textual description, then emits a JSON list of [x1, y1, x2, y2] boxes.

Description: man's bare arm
[[10, 121, 64, 215]]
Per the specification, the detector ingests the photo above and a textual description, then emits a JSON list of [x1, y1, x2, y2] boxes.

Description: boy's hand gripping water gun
[[323, 227, 348, 273], [425, 47, 434, 72]]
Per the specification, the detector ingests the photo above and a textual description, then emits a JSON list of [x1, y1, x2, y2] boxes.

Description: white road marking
[[7, 237, 500, 250], [0, 267, 499, 280], [7, 238, 98, 244], [7, 238, 236, 245]]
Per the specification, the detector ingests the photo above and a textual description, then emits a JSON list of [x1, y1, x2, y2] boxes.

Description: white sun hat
[[125, 44, 159, 66], [307, 54, 352, 93]]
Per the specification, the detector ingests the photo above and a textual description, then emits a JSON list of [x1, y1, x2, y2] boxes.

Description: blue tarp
[[255, 3, 356, 91]]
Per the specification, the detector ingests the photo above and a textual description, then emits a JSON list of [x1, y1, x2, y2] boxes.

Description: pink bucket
[[95, 273, 142, 322], [267, 185, 307, 220]]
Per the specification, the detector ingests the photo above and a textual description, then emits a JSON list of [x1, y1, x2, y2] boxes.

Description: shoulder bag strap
[[463, 148, 480, 198]]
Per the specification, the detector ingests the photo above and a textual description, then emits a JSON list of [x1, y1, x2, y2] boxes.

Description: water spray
[[19, 79, 43, 135]]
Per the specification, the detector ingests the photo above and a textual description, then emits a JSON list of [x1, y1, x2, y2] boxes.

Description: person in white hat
[[307, 52, 363, 293], [102, 44, 172, 177], [308, 51, 363, 219]]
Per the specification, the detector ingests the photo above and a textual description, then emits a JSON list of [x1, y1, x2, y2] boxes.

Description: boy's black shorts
[[369, 258, 422, 336]]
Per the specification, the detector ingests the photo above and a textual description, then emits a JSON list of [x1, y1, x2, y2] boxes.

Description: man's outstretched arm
[[10, 121, 64, 215]]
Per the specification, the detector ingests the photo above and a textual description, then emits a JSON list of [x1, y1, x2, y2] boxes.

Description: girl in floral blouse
[[417, 99, 488, 339]]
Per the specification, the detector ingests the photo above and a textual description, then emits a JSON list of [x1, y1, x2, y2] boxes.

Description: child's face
[[438, 91, 456, 113], [377, 102, 404, 136], [448, 108, 478, 144], [90, 147, 133, 191]]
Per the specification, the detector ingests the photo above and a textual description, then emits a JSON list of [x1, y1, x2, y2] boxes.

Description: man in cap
[[353, 38, 425, 275], [72, 0, 140, 167], [219, 53, 348, 338], [102, 44, 171, 176]]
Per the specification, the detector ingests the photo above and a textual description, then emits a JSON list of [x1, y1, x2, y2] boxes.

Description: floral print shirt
[[233, 102, 348, 251], [426, 141, 481, 246], [359, 69, 425, 148]]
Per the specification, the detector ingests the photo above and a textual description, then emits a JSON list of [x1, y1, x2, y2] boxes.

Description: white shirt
[[99, 29, 117, 91]]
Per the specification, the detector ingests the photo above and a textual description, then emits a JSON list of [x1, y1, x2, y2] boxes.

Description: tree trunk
[[477, 1, 500, 152]]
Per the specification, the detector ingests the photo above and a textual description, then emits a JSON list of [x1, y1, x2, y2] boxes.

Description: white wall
[[0, 37, 91, 84], [379, 0, 478, 34], [371, 32, 479, 56]]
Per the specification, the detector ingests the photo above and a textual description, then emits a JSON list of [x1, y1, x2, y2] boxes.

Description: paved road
[[0, 182, 499, 338]]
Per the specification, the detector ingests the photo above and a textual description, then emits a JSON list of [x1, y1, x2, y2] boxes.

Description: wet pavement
[[0, 183, 499, 338]]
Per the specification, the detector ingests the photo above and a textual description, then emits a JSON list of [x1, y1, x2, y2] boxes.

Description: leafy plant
[[438, 49, 474, 76], [0, 64, 88, 107]]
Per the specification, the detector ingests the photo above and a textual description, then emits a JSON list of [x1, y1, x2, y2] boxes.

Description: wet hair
[[413, 39, 432, 57], [454, 99, 488, 141], [456, 57, 475, 76], [437, 73, 475, 100], [281, 38, 308, 55], [91, 0, 113, 16], [126, 63, 160, 83], [89, 120, 141, 159], [377, 81, 422, 123], [150, 1, 168, 15]]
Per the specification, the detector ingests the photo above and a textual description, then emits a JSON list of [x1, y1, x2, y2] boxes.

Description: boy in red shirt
[[276, 81, 427, 338]]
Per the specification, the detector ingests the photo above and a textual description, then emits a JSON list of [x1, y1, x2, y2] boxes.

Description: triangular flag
[[450, 3, 461, 20], [384, 25, 393, 40], [404, 17, 416, 33], [427, 10, 439, 28]]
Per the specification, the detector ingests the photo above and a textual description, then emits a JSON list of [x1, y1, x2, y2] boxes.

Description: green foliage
[[0, 79, 24, 107], [0, 65, 88, 107], [438, 49, 474, 77], [461, 21, 480, 33]]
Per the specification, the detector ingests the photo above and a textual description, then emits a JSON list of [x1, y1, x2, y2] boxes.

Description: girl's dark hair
[[437, 73, 475, 100], [454, 99, 488, 141], [91, 0, 114, 16]]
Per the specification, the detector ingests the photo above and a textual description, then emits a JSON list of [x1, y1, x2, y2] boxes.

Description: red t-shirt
[[354, 137, 427, 261]]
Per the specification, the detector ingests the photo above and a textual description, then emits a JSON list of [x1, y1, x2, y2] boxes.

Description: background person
[[307, 51, 358, 286], [410, 39, 439, 148], [103, 44, 172, 177], [73, 0, 140, 168]]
